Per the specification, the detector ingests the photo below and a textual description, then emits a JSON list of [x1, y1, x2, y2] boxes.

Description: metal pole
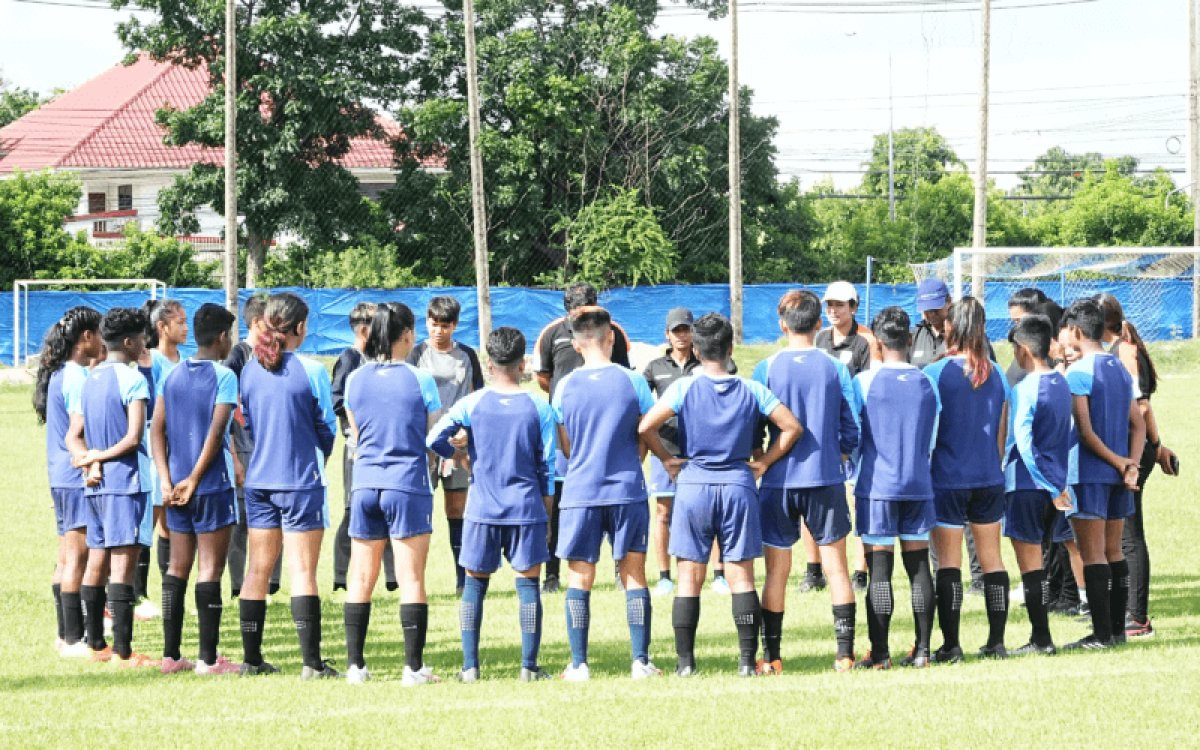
[[12, 282, 18, 368], [970, 0, 991, 300], [728, 0, 743, 343], [1191, 0, 1200, 337], [463, 0, 492, 347], [888, 55, 896, 222], [865, 255, 874, 321], [223, 0, 239, 334]]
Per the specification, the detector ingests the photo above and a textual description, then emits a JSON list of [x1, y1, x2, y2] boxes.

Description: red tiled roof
[[0, 54, 433, 174]]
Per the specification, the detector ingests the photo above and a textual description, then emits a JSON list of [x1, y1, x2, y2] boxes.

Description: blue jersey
[[752, 348, 860, 489], [240, 353, 336, 491], [139, 350, 179, 420], [157, 359, 238, 493], [345, 362, 442, 494], [659, 373, 780, 488], [552, 363, 655, 507], [428, 388, 557, 525], [46, 361, 89, 489], [924, 356, 1009, 490], [81, 362, 151, 496], [853, 363, 940, 502], [1067, 352, 1136, 485], [1004, 370, 1072, 495]]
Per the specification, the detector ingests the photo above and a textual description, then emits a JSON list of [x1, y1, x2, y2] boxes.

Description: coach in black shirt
[[910, 277, 951, 369]]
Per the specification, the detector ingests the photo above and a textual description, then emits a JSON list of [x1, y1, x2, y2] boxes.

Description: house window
[[88, 192, 106, 214], [117, 184, 133, 211]]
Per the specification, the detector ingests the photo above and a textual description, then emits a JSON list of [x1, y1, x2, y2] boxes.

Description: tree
[[1015, 146, 1138, 198], [862, 126, 964, 196], [0, 171, 81, 287], [0, 86, 43, 128], [1054, 164, 1192, 247], [113, 0, 429, 286], [555, 188, 677, 288], [386, 0, 781, 286]]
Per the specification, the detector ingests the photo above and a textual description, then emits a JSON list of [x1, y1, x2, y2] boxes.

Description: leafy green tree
[[51, 226, 219, 288], [1054, 164, 1192, 247], [1015, 146, 1138, 198], [113, 0, 429, 287], [386, 0, 780, 285], [862, 126, 964, 196], [0, 170, 81, 287], [0, 83, 43, 128], [555, 188, 676, 288]]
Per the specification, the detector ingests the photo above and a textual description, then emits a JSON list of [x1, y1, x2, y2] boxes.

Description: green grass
[[2, 342, 1199, 747]]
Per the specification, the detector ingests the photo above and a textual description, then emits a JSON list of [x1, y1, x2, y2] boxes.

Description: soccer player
[[553, 307, 668, 681], [34, 306, 102, 657], [1094, 293, 1177, 638], [1002, 313, 1074, 656], [641, 307, 735, 597], [343, 303, 443, 686], [407, 296, 485, 596], [1005, 288, 1050, 386], [753, 290, 860, 673], [924, 298, 1011, 661], [150, 303, 240, 675], [814, 281, 880, 594], [67, 307, 157, 666], [852, 306, 940, 670], [638, 313, 802, 677], [239, 292, 339, 679], [1060, 299, 1145, 651], [333, 302, 399, 597], [534, 281, 631, 594], [428, 327, 557, 682], [223, 294, 282, 599]]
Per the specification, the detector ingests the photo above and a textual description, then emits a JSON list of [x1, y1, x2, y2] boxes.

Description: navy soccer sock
[[626, 588, 651, 664], [565, 587, 590, 667], [460, 576, 489, 671], [515, 576, 543, 670]]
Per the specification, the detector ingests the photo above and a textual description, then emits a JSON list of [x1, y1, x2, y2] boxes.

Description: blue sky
[[0, 0, 1189, 189]]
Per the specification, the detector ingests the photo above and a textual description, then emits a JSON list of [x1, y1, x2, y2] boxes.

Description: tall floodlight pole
[[223, 0, 238, 323], [888, 55, 896, 222], [970, 0, 991, 299], [728, 0, 743, 342], [463, 0, 492, 346], [1191, 0, 1200, 337]]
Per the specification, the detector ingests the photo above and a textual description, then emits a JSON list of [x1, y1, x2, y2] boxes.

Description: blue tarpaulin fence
[[3, 280, 1192, 365]]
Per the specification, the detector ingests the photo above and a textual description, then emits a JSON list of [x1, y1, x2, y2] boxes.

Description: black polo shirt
[[815, 320, 874, 377], [534, 316, 631, 398]]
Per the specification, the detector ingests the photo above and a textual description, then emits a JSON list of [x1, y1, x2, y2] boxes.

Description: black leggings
[[1122, 440, 1157, 621]]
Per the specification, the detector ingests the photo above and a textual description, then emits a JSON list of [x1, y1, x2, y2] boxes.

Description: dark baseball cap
[[916, 278, 951, 313], [665, 307, 694, 330]]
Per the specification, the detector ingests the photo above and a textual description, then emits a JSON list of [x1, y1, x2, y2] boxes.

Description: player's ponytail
[[254, 292, 309, 372], [364, 302, 415, 361], [33, 306, 102, 423], [945, 297, 992, 389], [141, 299, 162, 349], [1094, 292, 1157, 396]]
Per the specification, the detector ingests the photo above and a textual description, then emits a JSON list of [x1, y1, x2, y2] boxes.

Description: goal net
[[908, 248, 1199, 342], [12, 279, 167, 367]]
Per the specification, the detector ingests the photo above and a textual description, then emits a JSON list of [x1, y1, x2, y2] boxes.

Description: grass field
[[2, 341, 1198, 748]]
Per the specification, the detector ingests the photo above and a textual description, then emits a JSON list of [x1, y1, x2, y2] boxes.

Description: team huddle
[[34, 277, 1175, 681]]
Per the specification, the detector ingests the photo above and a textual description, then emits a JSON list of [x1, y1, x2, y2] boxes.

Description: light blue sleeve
[[1012, 379, 1060, 494], [121, 366, 150, 404], [659, 376, 695, 414], [302, 357, 337, 457], [64, 365, 87, 415], [534, 395, 559, 494], [1066, 359, 1093, 397], [551, 371, 573, 423], [411, 366, 443, 414], [343, 366, 362, 414], [214, 364, 238, 406], [427, 389, 482, 458], [745, 378, 782, 417], [854, 369, 877, 415], [835, 359, 861, 455], [923, 358, 950, 395], [923, 369, 943, 455], [623, 369, 656, 414], [751, 358, 770, 388]]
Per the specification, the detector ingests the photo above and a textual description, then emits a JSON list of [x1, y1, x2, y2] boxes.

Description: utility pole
[[463, 0, 492, 346], [728, 0, 743, 342], [970, 0, 991, 300], [888, 54, 896, 222], [1191, 0, 1199, 337], [223, 0, 238, 323]]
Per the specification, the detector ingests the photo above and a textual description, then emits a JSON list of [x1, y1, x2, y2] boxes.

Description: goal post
[[12, 279, 167, 368], [910, 248, 1199, 341]]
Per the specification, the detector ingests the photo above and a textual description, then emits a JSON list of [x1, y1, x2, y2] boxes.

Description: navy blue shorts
[[668, 482, 762, 563], [1067, 483, 1134, 521], [166, 488, 237, 535], [1003, 490, 1073, 544], [86, 492, 148, 549], [245, 487, 327, 532], [350, 488, 434, 541], [52, 487, 87, 536], [855, 496, 934, 546], [460, 520, 550, 574], [556, 503, 650, 563], [760, 484, 851, 547], [934, 485, 1006, 528], [647, 456, 676, 498]]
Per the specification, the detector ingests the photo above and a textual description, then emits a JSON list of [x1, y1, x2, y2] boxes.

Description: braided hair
[[33, 306, 102, 423]]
